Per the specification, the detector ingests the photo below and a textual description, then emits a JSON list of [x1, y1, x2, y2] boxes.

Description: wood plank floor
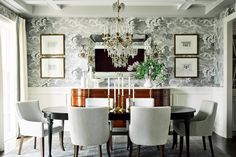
[[0, 133, 236, 156], [212, 133, 236, 156]]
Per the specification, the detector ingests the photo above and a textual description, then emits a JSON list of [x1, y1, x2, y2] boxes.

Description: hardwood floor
[[0, 134, 236, 156], [212, 133, 236, 156]]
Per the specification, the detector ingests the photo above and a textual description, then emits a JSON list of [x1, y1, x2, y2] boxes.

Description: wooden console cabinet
[[71, 88, 170, 107], [71, 88, 170, 127]]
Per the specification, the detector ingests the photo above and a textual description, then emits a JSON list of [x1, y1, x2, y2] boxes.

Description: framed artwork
[[174, 34, 198, 55], [40, 34, 65, 55], [40, 57, 65, 78], [174, 57, 199, 78]]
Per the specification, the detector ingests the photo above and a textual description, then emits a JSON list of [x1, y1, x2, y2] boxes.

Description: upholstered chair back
[[17, 100, 42, 122], [129, 106, 171, 146], [126, 98, 154, 110], [68, 107, 110, 146], [86, 98, 113, 108]]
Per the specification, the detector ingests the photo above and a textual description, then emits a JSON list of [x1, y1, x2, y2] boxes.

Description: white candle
[[114, 83, 116, 103], [122, 77, 124, 96], [108, 77, 110, 95], [128, 77, 131, 95], [132, 84, 135, 102], [118, 77, 120, 95]]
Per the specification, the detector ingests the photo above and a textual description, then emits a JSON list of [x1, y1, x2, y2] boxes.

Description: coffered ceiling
[[0, 0, 235, 17]]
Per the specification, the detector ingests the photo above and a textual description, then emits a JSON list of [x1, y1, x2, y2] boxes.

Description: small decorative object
[[174, 34, 198, 55], [40, 57, 65, 78], [174, 57, 199, 78], [40, 34, 65, 55], [130, 59, 166, 87], [80, 71, 87, 88]]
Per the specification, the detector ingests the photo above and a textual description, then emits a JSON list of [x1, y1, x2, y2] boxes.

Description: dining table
[[42, 105, 195, 157]]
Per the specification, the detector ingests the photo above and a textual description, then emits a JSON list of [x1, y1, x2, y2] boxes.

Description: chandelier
[[102, 0, 138, 68]]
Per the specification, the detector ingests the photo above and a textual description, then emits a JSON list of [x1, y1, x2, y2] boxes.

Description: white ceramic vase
[[144, 78, 153, 88]]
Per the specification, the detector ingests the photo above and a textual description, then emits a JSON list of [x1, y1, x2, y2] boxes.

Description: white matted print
[[174, 34, 198, 55], [40, 34, 65, 55], [40, 57, 65, 78], [174, 57, 198, 78]]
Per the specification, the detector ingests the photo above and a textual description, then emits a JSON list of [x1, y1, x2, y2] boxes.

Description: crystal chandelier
[[102, 0, 138, 68]]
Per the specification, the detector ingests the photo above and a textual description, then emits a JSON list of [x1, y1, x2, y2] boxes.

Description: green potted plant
[[128, 59, 166, 87]]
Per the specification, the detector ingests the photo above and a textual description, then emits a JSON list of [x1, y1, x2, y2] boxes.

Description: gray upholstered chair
[[16, 100, 64, 157], [85, 98, 113, 108], [68, 107, 110, 157], [129, 106, 171, 157], [126, 98, 155, 111], [173, 100, 218, 157]]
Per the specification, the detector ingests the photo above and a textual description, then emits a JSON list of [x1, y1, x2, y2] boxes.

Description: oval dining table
[[42, 106, 196, 157]]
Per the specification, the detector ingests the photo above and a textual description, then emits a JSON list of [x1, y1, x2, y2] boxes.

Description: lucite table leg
[[184, 118, 191, 157], [47, 116, 53, 157]]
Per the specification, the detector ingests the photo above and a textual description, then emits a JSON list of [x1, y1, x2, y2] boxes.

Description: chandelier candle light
[[102, 0, 137, 68]]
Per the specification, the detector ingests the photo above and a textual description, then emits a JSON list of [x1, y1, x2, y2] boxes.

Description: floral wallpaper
[[26, 15, 228, 87]]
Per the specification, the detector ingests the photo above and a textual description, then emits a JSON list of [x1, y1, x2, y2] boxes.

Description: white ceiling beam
[[24, 0, 186, 6], [45, 0, 62, 10], [205, 0, 224, 14], [177, 2, 192, 10], [3, 0, 32, 13]]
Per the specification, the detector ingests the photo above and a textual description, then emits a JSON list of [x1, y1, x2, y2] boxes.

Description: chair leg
[[127, 135, 129, 150], [202, 136, 206, 150], [40, 137, 45, 157], [74, 145, 79, 157], [106, 141, 111, 157], [137, 145, 141, 157], [160, 145, 165, 157], [34, 137, 37, 149], [179, 136, 183, 157], [18, 135, 24, 155], [172, 130, 178, 149], [129, 138, 133, 157], [98, 145, 102, 157], [59, 131, 65, 151], [109, 133, 113, 151], [208, 136, 215, 157]]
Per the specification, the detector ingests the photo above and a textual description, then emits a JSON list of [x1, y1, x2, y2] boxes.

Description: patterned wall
[[26, 16, 224, 87]]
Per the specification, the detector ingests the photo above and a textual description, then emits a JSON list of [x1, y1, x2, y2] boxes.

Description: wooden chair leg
[[179, 136, 183, 157], [106, 141, 111, 157], [127, 135, 129, 150], [160, 145, 165, 157], [129, 138, 133, 157], [109, 133, 113, 151], [137, 145, 141, 157], [202, 136, 206, 150], [208, 136, 215, 157], [172, 130, 178, 149], [18, 135, 24, 155], [59, 131, 65, 151], [34, 137, 37, 149], [74, 145, 79, 157], [98, 145, 102, 157], [40, 137, 45, 157]]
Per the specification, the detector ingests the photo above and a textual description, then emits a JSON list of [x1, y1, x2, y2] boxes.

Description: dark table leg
[[47, 117, 53, 157], [184, 118, 190, 157]]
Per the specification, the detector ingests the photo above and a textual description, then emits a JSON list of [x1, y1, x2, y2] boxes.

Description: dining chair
[[68, 107, 111, 157], [129, 106, 171, 157], [126, 98, 155, 111], [173, 100, 218, 157], [16, 100, 64, 157], [85, 98, 113, 108]]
